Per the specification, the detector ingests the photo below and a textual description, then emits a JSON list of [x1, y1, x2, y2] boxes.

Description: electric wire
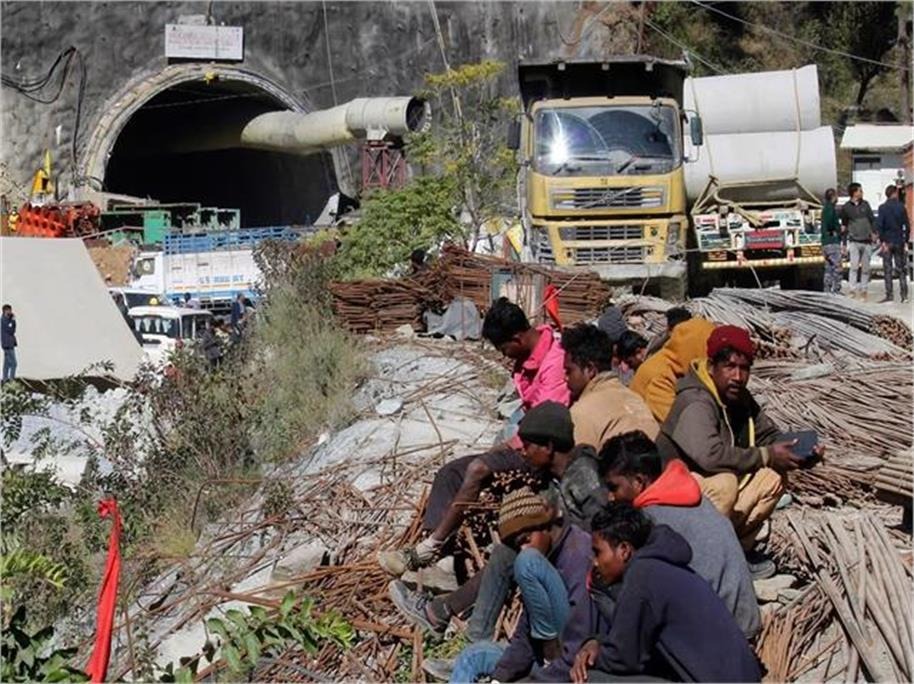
[[644, 19, 726, 74], [690, 0, 907, 71]]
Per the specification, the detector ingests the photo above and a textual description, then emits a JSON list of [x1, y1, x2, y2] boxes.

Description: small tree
[[409, 60, 519, 248]]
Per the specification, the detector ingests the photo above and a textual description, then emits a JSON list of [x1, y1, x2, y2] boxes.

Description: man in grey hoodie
[[839, 182, 878, 300], [598, 430, 762, 638]]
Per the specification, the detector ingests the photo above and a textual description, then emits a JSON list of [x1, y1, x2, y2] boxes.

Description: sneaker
[[388, 580, 449, 636], [401, 562, 459, 594], [378, 547, 426, 576], [423, 658, 455, 681], [745, 549, 777, 581]]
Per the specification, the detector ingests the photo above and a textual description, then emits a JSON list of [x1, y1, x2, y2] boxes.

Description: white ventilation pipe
[[240, 97, 430, 155]]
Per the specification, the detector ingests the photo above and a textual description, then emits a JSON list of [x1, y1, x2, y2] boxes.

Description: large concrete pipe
[[684, 126, 837, 202], [685, 65, 821, 136], [240, 97, 431, 155]]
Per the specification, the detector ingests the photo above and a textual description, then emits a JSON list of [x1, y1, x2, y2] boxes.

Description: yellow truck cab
[[510, 58, 701, 298]]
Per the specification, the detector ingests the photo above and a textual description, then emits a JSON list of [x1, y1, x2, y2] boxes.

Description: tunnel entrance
[[104, 79, 338, 227]]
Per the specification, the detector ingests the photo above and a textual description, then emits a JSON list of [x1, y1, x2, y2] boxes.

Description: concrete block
[[271, 540, 329, 583]]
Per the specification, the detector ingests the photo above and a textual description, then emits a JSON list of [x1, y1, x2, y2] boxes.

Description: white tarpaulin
[[0, 237, 142, 382]]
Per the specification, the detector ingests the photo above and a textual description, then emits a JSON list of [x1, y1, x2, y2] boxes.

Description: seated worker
[[378, 298, 570, 577], [599, 431, 762, 630], [450, 488, 592, 683], [645, 306, 692, 357], [656, 325, 825, 556], [571, 504, 762, 683], [615, 330, 648, 386], [390, 402, 605, 640], [630, 316, 716, 423], [562, 324, 658, 451]]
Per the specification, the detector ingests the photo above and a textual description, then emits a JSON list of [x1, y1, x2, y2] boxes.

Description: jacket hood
[[633, 459, 701, 508], [633, 524, 693, 567], [664, 318, 716, 375]]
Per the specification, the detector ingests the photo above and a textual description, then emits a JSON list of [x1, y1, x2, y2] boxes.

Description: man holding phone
[[656, 326, 825, 571]]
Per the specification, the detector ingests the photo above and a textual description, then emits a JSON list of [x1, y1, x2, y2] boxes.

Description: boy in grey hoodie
[[598, 431, 761, 638]]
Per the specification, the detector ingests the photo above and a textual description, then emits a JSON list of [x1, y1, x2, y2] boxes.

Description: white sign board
[[165, 24, 244, 61]]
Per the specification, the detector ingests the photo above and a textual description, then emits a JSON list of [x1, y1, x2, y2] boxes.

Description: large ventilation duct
[[240, 97, 431, 155]]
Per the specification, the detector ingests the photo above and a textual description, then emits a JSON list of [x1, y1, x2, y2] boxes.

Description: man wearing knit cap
[[656, 325, 824, 576], [389, 402, 604, 647], [449, 488, 593, 683]]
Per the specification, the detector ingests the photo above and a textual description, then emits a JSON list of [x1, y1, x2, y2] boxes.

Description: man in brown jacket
[[561, 324, 659, 450], [657, 326, 823, 570]]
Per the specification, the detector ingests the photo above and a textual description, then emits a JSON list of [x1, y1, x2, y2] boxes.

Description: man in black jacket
[[570, 504, 761, 683], [2, 304, 17, 382], [876, 184, 910, 303], [839, 182, 878, 300]]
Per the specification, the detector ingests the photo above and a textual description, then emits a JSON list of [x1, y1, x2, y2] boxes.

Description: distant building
[[840, 124, 914, 209]]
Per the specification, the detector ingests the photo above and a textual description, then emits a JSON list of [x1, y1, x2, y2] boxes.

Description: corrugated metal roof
[[840, 124, 914, 151]]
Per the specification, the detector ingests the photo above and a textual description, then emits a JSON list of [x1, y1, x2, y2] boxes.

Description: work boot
[[388, 580, 449, 636], [423, 658, 456, 681], [401, 561, 459, 594], [745, 549, 777, 581]]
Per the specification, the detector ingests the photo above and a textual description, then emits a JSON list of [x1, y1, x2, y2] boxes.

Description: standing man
[[821, 188, 843, 294], [2, 304, 17, 382], [230, 293, 246, 341], [876, 185, 910, 303], [839, 182, 877, 300]]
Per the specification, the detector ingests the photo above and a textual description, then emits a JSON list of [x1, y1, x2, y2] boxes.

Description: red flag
[[543, 283, 562, 330], [85, 499, 122, 683]]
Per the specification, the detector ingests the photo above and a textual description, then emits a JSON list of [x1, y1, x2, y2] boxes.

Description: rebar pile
[[712, 288, 913, 352], [426, 245, 613, 324], [330, 245, 614, 335], [750, 359, 913, 471], [761, 510, 913, 682], [329, 279, 432, 333]]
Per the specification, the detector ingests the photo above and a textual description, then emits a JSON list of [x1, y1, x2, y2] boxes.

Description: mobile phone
[[781, 430, 819, 466]]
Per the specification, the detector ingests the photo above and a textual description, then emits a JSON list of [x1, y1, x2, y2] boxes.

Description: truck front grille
[[551, 186, 664, 210], [533, 229, 556, 264], [558, 225, 644, 241], [572, 246, 646, 264]]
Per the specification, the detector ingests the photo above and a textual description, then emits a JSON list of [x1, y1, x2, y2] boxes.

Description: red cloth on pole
[[543, 283, 562, 330], [85, 499, 122, 683]]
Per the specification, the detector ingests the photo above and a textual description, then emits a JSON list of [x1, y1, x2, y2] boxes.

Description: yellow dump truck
[[508, 57, 702, 299]]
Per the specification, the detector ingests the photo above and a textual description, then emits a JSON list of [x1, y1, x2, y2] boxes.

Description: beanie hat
[[597, 306, 628, 345], [498, 487, 554, 542], [517, 401, 574, 452], [707, 325, 755, 362]]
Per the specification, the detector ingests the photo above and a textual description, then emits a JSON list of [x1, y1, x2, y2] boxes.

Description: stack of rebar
[[761, 510, 913, 682], [329, 278, 432, 333]]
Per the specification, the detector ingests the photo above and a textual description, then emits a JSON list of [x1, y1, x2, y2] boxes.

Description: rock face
[[1, 1, 640, 207]]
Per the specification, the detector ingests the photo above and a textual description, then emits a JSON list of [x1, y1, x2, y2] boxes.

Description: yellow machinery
[[509, 58, 702, 299]]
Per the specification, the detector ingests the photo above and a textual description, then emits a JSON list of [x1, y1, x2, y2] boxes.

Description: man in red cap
[[656, 325, 823, 577]]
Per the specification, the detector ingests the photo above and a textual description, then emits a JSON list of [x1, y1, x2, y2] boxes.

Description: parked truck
[[510, 58, 836, 296], [130, 226, 301, 314]]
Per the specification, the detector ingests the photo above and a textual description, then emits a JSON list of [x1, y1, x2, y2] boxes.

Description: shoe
[[388, 580, 449, 636], [378, 547, 427, 576], [879, 296, 893, 303], [745, 549, 777, 581], [401, 562, 459, 594], [423, 658, 455, 681]]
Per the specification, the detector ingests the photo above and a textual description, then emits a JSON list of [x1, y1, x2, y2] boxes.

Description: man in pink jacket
[[379, 298, 569, 581]]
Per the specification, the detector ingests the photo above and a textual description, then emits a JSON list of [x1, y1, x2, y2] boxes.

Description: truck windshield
[[533, 104, 681, 177]]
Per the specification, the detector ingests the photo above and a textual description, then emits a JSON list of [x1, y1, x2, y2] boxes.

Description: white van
[[127, 306, 213, 366]]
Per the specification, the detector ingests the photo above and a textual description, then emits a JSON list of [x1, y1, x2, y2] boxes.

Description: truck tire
[[660, 275, 688, 302]]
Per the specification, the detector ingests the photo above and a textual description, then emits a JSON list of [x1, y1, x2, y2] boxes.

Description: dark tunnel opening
[[104, 81, 338, 227]]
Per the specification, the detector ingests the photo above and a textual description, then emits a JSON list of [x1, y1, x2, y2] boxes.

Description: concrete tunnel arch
[[80, 64, 348, 226]]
